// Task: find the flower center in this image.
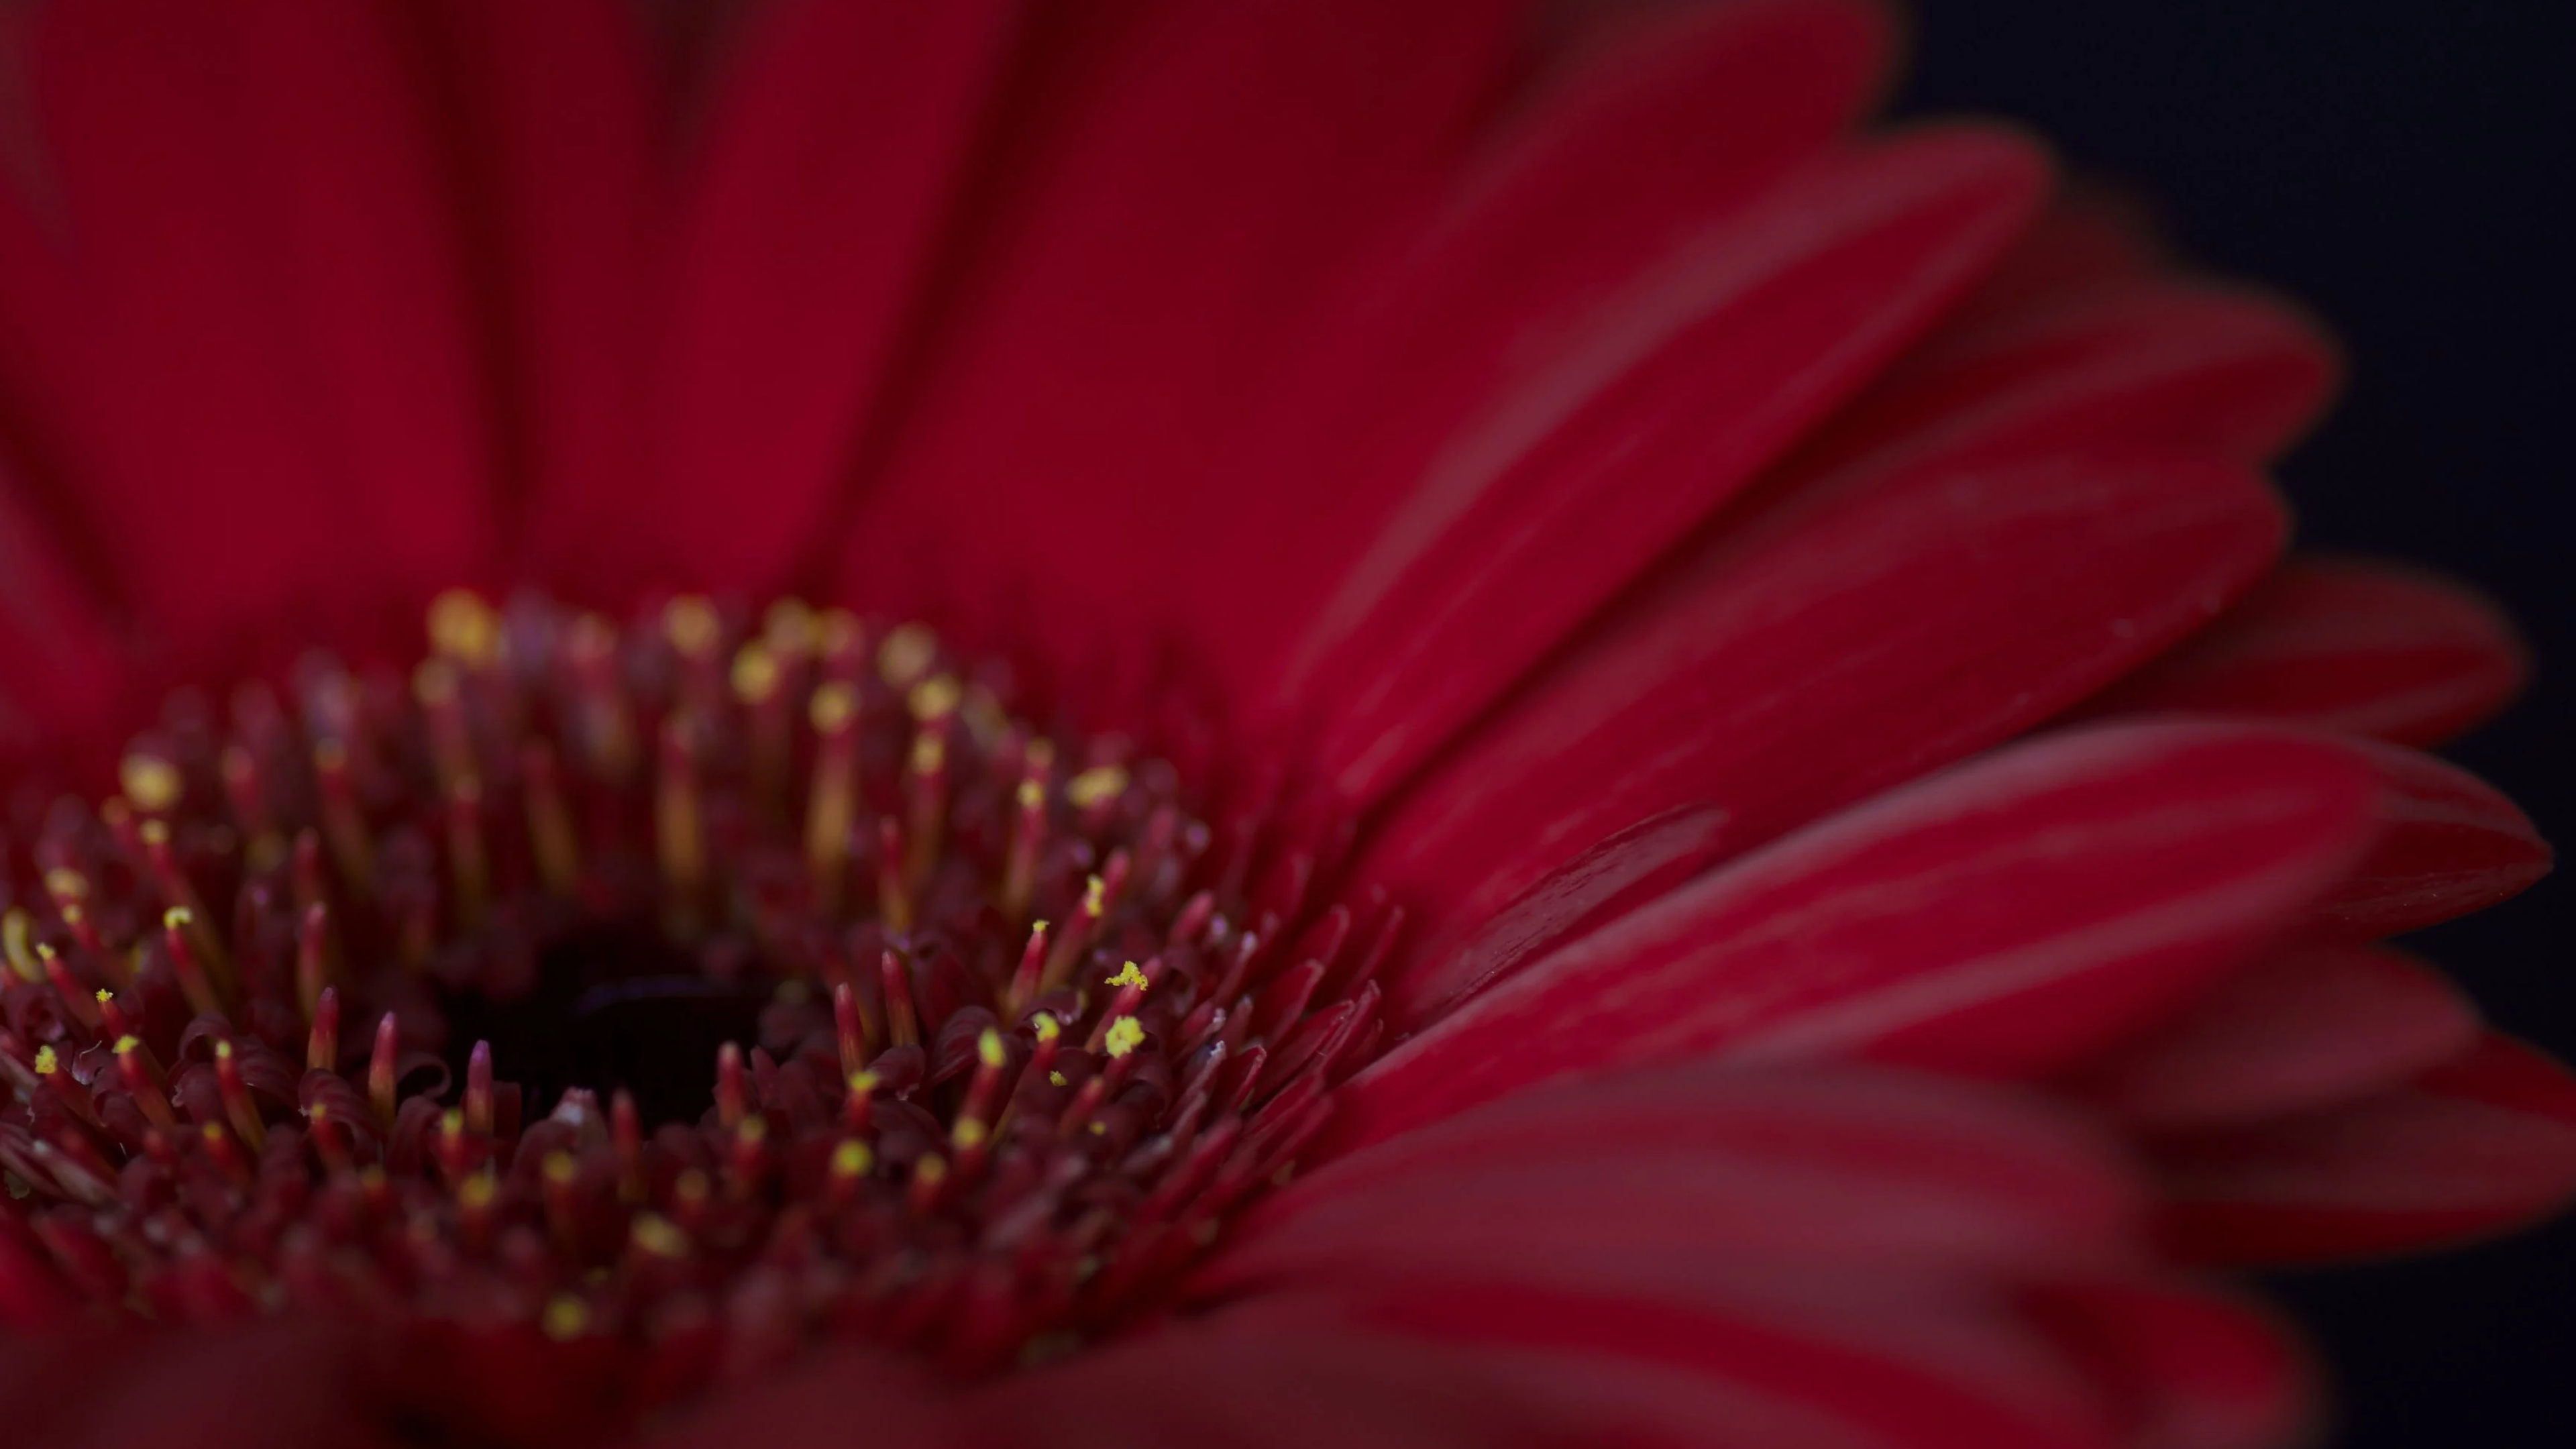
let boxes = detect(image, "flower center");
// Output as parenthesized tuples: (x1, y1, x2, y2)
(0, 590, 1390, 1423)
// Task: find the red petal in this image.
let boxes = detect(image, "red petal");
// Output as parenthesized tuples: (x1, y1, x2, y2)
(1360, 451, 2289, 1020)
(2061, 942, 2479, 1131)
(1220, 1279, 2116, 1449)
(2308, 739, 2550, 940)
(1279, 127, 2047, 807)
(1340, 723, 2381, 1151)
(2155, 1032, 2576, 1265)
(831, 0, 1523, 663)
(2074, 555, 2528, 747)
(626, 1342, 949, 1448)
(1176, 0, 1897, 700)
(215, 0, 502, 597)
(0, 455, 131, 758)
(1795, 279, 2337, 484)
(0, 1322, 400, 1449)
(2025, 1281, 2314, 1449)
(1199, 1063, 2137, 1301)
(971, 1320, 1598, 1449)
(27, 2, 396, 649)
(1951, 187, 2176, 322)
(566, 0, 1014, 597)
(438, 0, 657, 603)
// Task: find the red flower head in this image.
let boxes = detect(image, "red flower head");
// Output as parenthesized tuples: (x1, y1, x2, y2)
(0, 2, 2563, 1446)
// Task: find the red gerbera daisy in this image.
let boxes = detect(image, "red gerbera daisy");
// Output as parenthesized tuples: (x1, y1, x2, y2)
(0, 2, 2564, 1446)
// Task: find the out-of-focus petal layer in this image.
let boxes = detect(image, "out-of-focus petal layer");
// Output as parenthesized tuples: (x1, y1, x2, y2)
(1341, 722, 2382, 1150)
(2155, 1032, 2576, 1265)
(1200, 1062, 2139, 1297)
(2306, 739, 2549, 940)
(2076, 556, 2528, 747)
(552, 0, 1015, 598)
(13, 0, 498, 658)
(833, 0, 1525, 665)
(2024, 1281, 2313, 1449)
(443, 0, 657, 600)
(2063, 943, 2481, 1132)
(0, 1320, 398, 1449)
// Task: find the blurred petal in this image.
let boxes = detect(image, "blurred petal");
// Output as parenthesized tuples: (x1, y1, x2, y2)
(2074, 556, 2528, 747)
(2307, 739, 2550, 940)
(2025, 1281, 2313, 1449)
(2156, 1032, 2576, 1264)
(441, 0, 657, 600)
(1200, 1062, 2138, 1299)
(833, 0, 1523, 663)
(2063, 942, 2480, 1131)
(568, 0, 1015, 596)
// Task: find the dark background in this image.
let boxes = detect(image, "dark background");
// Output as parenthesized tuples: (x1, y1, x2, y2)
(1900, 3, 2574, 1444)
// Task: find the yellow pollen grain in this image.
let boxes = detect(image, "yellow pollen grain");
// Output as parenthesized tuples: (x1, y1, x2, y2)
(977, 1028, 1006, 1069)
(138, 818, 170, 849)
(163, 906, 193, 931)
(830, 1140, 874, 1177)
(878, 623, 938, 686)
(1065, 764, 1128, 810)
(119, 753, 183, 814)
(631, 1214, 688, 1258)
(440, 1108, 466, 1137)
(3, 910, 37, 983)
(542, 1295, 590, 1342)
(908, 731, 946, 776)
(94, 989, 111, 1006)
(906, 672, 961, 721)
(1104, 961, 1149, 991)
(1102, 1017, 1145, 1060)
(952, 1118, 988, 1151)
(912, 1154, 947, 1187)
(213, 1040, 234, 1063)
(736, 1116, 767, 1146)
(1081, 875, 1106, 916)
(1048, 1071, 1068, 1088)
(33, 1044, 58, 1076)
(809, 680, 858, 734)
(1087, 1121, 1107, 1136)
(731, 641, 782, 702)
(458, 1172, 498, 1210)
(544, 1152, 578, 1186)
(1032, 1012, 1061, 1043)
(44, 868, 89, 903)
(426, 588, 500, 665)
(113, 1034, 139, 1055)
(1016, 779, 1045, 811)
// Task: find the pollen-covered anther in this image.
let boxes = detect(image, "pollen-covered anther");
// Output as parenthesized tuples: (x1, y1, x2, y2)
(0, 587, 1387, 1398)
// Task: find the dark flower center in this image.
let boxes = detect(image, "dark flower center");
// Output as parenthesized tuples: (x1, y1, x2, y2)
(0, 590, 1391, 1429)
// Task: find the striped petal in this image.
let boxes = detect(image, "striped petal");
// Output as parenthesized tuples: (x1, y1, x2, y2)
(2155, 1032, 2576, 1265)
(2074, 556, 2528, 747)
(1340, 723, 2381, 1151)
